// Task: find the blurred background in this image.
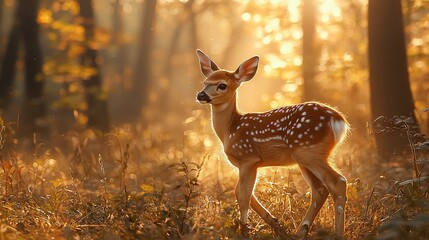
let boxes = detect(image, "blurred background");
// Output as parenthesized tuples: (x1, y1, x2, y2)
(0, 1, 428, 238)
(0, 0, 428, 175)
(0, 0, 427, 138)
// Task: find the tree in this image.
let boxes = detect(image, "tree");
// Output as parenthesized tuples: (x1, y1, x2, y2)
(368, 0, 419, 156)
(111, 0, 126, 76)
(160, 0, 196, 110)
(78, 0, 109, 131)
(0, 0, 45, 136)
(0, 0, 3, 44)
(129, 0, 157, 121)
(0, 17, 19, 109)
(302, 0, 318, 102)
(163, 0, 195, 81)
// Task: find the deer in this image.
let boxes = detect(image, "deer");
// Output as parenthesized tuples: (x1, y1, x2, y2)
(195, 49, 350, 239)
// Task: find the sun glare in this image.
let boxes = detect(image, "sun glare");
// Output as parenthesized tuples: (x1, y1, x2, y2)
(237, 0, 345, 109)
(242, 0, 342, 77)
(320, 0, 342, 20)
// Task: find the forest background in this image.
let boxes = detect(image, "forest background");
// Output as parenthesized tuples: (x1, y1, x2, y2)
(0, 0, 428, 239)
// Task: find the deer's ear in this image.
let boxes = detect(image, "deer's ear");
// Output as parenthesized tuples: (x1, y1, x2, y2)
(233, 56, 259, 82)
(196, 49, 220, 77)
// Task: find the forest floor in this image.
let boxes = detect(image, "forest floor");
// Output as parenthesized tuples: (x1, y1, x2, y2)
(0, 115, 428, 240)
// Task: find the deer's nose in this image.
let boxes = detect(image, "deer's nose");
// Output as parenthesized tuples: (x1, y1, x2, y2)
(196, 91, 211, 103)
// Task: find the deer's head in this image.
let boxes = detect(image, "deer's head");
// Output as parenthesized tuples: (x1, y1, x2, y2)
(195, 49, 259, 106)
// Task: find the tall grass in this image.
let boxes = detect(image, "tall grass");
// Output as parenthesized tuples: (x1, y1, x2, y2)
(0, 114, 427, 239)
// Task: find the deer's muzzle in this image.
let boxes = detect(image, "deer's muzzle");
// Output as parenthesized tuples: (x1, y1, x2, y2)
(196, 91, 211, 103)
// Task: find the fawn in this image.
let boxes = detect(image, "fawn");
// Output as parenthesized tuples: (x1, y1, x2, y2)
(195, 49, 349, 238)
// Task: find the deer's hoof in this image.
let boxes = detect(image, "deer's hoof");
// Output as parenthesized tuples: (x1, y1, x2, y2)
(296, 224, 309, 240)
(269, 218, 285, 238)
(240, 223, 251, 237)
(234, 219, 251, 238)
(274, 227, 289, 239)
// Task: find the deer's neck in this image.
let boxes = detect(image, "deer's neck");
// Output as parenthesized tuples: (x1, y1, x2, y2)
(211, 94, 240, 142)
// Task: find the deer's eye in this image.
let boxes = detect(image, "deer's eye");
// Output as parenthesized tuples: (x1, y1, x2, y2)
(217, 83, 227, 91)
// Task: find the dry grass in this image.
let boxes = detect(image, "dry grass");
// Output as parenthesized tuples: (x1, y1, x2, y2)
(0, 114, 428, 240)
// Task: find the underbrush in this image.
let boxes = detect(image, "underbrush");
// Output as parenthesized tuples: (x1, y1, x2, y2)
(0, 114, 428, 239)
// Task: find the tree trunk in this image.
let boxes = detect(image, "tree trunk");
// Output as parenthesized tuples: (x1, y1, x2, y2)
(0, 0, 46, 135)
(186, 0, 200, 93)
(160, 2, 187, 111)
(129, 0, 157, 121)
(78, 0, 109, 131)
(188, 0, 198, 57)
(21, 0, 45, 134)
(0, 25, 20, 109)
(0, 0, 3, 39)
(302, 0, 318, 102)
(220, 23, 243, 68)
(368, 0, 419, 156)
(112, 0, 126, 76)
(163, 0, 194, 76)
(0, 0, 4, 36)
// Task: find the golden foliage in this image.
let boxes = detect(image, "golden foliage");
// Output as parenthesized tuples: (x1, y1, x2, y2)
(37, 8, 53, 25)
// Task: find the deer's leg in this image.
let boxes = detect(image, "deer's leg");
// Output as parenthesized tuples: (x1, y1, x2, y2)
(293, 147, 347, 237)
(296, 166, 329, 239)
(305, 164, 347, 236)
(234, 167, 286, 237)
(250, 195, 277, 225)
(235, 165, 257, 235)
(250, 194, 287, 237)
(325, 170, 347, 236)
